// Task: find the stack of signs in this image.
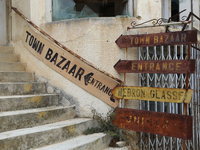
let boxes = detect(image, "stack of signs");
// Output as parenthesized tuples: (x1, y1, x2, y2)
(112, 30, 197, 140)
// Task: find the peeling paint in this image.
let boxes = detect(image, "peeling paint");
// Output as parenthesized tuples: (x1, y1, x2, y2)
(66, 125, 76, 136)
(37, 111, 46, 119)
(24, 83, 33, 93)
(27, 96, 42, 106)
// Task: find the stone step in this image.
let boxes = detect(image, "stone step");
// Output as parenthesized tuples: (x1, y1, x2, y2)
(0, 62, 26, 71)
(0, 118, 96, 150)
(34, 133, 111, 150)
(0, 82, 46, 96)
(0, 53, 20, 62)
(0, 105, 76, 132)
(0, 94, 59, 112)
(0, 46, 14, 53)
(0, 71, 35, 82)
(104, 147, 131, 150)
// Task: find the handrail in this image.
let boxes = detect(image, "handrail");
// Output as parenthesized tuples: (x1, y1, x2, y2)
(11, 7, 123, 84)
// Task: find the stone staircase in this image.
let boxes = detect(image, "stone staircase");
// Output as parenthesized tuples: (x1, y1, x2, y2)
(0, 46, 111, 150)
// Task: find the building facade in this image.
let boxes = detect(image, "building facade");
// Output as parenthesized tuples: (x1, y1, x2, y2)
(0, 0, 200, 149)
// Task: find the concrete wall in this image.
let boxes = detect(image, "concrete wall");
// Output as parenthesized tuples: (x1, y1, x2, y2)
(12, 0, 164, 117)
(134, 0, 162, 24)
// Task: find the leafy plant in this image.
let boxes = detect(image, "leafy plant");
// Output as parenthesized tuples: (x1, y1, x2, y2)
(83, 109, 128, 146)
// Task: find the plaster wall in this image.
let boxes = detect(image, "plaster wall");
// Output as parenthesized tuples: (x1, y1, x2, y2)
(11, 0, 165, 117)
(135, 0, 162, 24)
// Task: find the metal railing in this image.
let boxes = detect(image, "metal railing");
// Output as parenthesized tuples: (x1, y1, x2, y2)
(139, 43, 199, 150)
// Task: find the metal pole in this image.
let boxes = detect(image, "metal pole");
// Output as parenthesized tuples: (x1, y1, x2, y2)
(119, 28, 129, 141)
(183, 45, 191, 150)
(191, 0, 193, 29)
(122, 29, 130, 108)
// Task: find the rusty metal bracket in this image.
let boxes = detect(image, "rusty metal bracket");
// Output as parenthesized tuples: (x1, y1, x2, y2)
(182, 12, 200, 31)
(131, 18, 168, 27)
(128, 9, 188, 30)
(128, 20, 191, 30)
(165, 9, 187, 33)
(11, 7, 123, 84)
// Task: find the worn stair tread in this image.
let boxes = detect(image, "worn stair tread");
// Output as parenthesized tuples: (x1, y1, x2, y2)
(0, 71, 28, 72)
(0, 81, 46, 96)
(34, 133, 109, 150)
(0, 118, 92, 140)
(0, 62, 25, 71)
(0, 82, 43, 84)
(0, 93, 58, 99)
(0, 82, 45, 85)
(0, 71, 33, 73)
(103, 147, 130, 150)
(0, 105, 75, 117)
(0, 81, 45, 85)
(0, 46, 14, 53)
(0, 71, 34, 73)
(0, 71, 35, 82)
(0, 53, 19, 62)
(0, 62, 25, 65)
(0, 46, 14, 49)
(0, 94, 59, 111)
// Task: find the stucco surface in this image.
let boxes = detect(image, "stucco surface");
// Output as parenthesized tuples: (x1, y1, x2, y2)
(12, 1, 165, 117)
(135, 0, 162, 24)
(12, 0, 31, 43)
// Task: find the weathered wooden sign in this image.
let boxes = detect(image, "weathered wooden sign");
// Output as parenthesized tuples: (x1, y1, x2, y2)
(115, 30, 197, 48)
(22, 26, 121, 108)
(111, 86, 193, 103)
(112, 108, 193, 140)
(114, 59, 196, 74)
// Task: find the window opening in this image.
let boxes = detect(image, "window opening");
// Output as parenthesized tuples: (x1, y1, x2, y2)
(52, 0, 129, 21)
(171, 0, 179, 21)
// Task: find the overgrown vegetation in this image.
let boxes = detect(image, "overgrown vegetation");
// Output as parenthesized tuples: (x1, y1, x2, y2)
(83, 109, 128, 147)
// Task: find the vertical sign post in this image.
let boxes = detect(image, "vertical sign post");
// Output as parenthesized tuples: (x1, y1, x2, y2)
(183, 45, 191, 150)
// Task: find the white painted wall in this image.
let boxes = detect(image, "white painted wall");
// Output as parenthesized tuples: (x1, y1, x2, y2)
(180, 0, 191, 19)
(193, 0, 200, 30)
(12, 0, 165, 118)
(0, 0, 7, 45)
(162, 0, 171, 19)
(135, 0, 162, 24)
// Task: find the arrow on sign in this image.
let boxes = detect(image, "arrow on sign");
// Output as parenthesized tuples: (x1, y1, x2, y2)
(84, 72, 94, 86)
(114, 59, 196, 74)
(115, 30, 197, 48)
(111, 86, 193, 103)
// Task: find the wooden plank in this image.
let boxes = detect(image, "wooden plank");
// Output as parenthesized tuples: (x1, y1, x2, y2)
(115, 30, 197, 48)
(111, 86, 193, 103)
(112, 108, 193, 140)
(22, 26, 121, 108)
(114, 59, 196, 74)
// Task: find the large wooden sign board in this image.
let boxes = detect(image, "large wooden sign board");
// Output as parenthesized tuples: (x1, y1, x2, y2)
(112, 86, 193, 103)
(114, 59, 196, 74)
(22, 26, 121, 107)
(116, 30, 197, 48)
(112, 108, 193, 140)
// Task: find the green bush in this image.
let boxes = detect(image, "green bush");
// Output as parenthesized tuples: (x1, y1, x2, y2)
(83, 109, 128, 144)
